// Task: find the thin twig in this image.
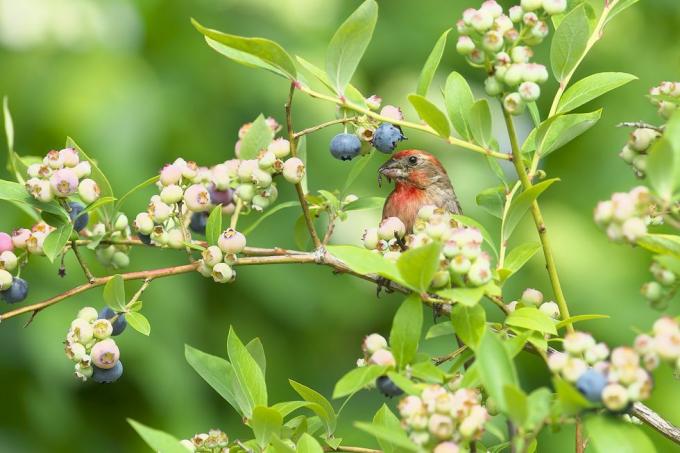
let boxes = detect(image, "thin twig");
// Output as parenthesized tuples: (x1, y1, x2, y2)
(323, 447, 381, 453)
(617, 121, 663, 132)
(294, 117, 359, 139)
(230, 199, 243, 230)
(70, 239, 95, 283)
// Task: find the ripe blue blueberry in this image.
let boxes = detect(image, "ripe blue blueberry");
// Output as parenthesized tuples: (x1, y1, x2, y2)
(576, 369, 608, 402)
(330, 133, 362, 161)
(98, 306, 127, 336)
(92, 361, 123, 383)
(189, 212, 209, 235)
(138, 233, 152, 245)
(0, 277, 29, 304)
(375, 376, 403, 397)
(372, 123, 406, 154)
(68, 202, 89, 232)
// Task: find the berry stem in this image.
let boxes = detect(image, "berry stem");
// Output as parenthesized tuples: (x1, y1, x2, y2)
(230, 198, 243, 230)
(296, 84, 512, 161)
(70, 239, 95, 284)
(286, 82, 323, 249)
(293, 117, 359, 139)
(502, 107, 573, 333)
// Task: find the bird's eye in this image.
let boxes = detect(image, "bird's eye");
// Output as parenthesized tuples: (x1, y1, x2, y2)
(408, 156, 418, 165)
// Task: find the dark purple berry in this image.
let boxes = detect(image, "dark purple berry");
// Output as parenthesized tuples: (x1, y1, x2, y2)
(92, 361, 123, 383)
(1, 277, 28, 304)
(372, 123, 406, 153)
(99, 306, 127, 336)
(68, 202, 88, 232)
(209, 185, 234, 205)
(189, 212, 209, 235)
(376, 376, 403, 397)
(576, 369, 607, 402)
(138, 233, 152, 245)
(330, 133, 362, 161)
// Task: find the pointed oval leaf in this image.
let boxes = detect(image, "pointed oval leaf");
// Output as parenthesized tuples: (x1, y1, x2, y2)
(550, 5, 589, 82)
(227, 326, 268, 413)
(477, 329, 519, 413)
(416, 29, 451, 97)
(251, 406, 283, 448)
(289, 380, 336, 434)
(128, 419, 189, 453)
(103, 275, 126, 311)
(468, 99, 492, 147)
(239, 114, 275, 160)
(126, 311, 151, 336)
(43, 223, 73, 263)
(389, 294, 423, 369)
(396, 241, 442, 292)
(503, 178, 559, 240)
(185, 344, 243, 415)
(408, 94, 450, 138)
(506, 306, 557, 335)
(445, 72, 475, 140)
(333, 364, 388, 398)
(205, 205, 223, 245)
(451, 303, 486, 349)
(557, 72, 637, 113)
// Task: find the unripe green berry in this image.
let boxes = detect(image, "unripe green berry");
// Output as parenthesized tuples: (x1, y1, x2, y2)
(212, 262, 235, 283)
(166, 228, 185, 249)
(456, 36, 475, 56)
(218, 228, 246, 254)
(0, 269, 12, 291)
(111, 251, 130, 269)
(641, 281, 663, 301)
(92, 319, 113, 339)
(503, 92, 525, 115)
(0, 251, 18, 271)
(282, 157, 305, 184)
(134, 213, 154, 235)
(78, 179, 101, 204)
(235, 183, 255, 202)
(484, 77, 503, 96)
(521, 0, 542, 11)
(202, 246, 223, 267)
(521, 288, 543, 305)
(197, 259, 213, 277)
(363, 228, 380, 250)
(114, 214, 129, 231)
(78, 306, 99, 322)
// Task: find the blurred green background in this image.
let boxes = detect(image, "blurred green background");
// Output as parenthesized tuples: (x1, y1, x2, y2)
(1, 0, 680, 451)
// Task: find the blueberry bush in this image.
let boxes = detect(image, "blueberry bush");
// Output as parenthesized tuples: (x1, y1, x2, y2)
(2, 0, 680, 451)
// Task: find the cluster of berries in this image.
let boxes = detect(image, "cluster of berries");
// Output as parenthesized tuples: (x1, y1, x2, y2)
(548, 331, 653, 412)
(0, 232, 28, 304)
(180, 429, 229, 453)
(641, 260, 679, 309)
(25, 147, 100, 204)
(506, 288, 560, 319)
(330, 102, 406, 161)
(363, 206, 493, 289)
(92, 213, 134, 269)
(619, 127, 661, 178)
(634, 317, 680, 374)
(455, 0, 563, 115)
(355, 333, 402, 397)
(594, 186, 651, 244)
(196, 228, 246, 284)
(398, 385, 489, 451)
(649, 81, 680, 120)
(64, 306, 127, 383)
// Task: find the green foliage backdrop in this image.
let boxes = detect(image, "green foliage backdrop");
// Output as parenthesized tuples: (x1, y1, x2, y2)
(1, 0, 680, 451)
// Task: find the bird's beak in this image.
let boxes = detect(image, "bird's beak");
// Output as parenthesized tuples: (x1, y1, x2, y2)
(378, 159, 405, 187)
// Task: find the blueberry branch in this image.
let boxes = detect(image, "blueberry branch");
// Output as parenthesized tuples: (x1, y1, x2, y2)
(293, 117, 359, 139)
(502, 107, 573, 333)
(286, 82, 323, 249)
(296, 84, 512, 161)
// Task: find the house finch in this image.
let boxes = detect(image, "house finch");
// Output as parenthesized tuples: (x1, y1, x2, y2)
(379, 150, 461, 232)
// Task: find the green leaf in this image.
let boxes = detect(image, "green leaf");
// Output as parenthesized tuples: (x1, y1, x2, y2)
(126, 312, 151, 336)
(0, 179, 67, 219)
(296, 56, 336, 92)
(647, 137, 679, 201)
(477, 329, 519, 413)
(192, 19, 297, 79)
(289, 380, 336, 435)
(372, 405, 402, 453)
(239, 114, 275, 160)
(386, 371, 423, 395)
(555, 314, 609, 330)
(606, 0, 640, 25)
(297, 433, 324, 453)
(503, 179, 559, 240)
(528, 102, 541, 127)
(396, 241, 442, 292)
(654, 255, 680, 275)
(637, 234, 680, 258)
(557, 73, 637, 113)
(246, 337, 267, 375)
(410, 361, 446, 382)
(327, 245, 402, 283)
(438, 287, 485, 307)
(342, 151, 378, 195)
(503, 384, 528, 426)
(502, 242, 541, 280)
(444, 72, 475, 140)
(584, 414, 656, 453)
(468, 99, 492, 147)
(354, 422, 418, 452)
(476, 186, 505, 219)
(333, 364, 387, 398)
(526, 387, 552, 431)
(389, 294, 423, 369)
(227, 326, 268, 415)
(535, 110, 601, 157)
(128, 419, 189, 453)
(451, 214, 499, 259)
(80, 196, 116, 218)
(114, 175, 160, 213)
(2, 97, 25, 183)
(243, 201, 298, 236)
(294, 214, 310, 251)
(553, 376, 592, 416)
(426, 322, 454, 339)
(103, 275, 126, 311)
(407, 94, 450, 138)
(205, 205, 223, 245)
(251, 406, 283, 449)
(43, 223, 73, 263)
(271, 401, 310, 418)
(344, 196, 384, 212)
(506, 307, 557, 335)
(416, 29, 450, 97)
(185, 345, 243, 415)
(326, 0, 378, 94)
(550, 5, 589, 82)
(451, 304, 486, 349)
(66, 137, 115, 221)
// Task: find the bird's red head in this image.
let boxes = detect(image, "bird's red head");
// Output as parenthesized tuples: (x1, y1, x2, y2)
(378, 149, 449, 188)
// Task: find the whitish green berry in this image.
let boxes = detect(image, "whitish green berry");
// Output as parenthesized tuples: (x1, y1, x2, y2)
(202, 246, 223, 267)
(0, 251, 17, 271)
(77, 306, 99, 322)
(0, 269, 12, 291)
(212, 263, 235, 283)
(92, 319, 113, 339)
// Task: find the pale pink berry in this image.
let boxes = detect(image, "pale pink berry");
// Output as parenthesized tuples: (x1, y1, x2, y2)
(470, 9, 494, 32)
(521, 0, 542, 12)
(562, 357, 587, 382)
(521, 288, 543, 306)
(44, 149, 64, 169)
(602, 384, 629, 411)
(267, 138, 291, 159)
(26, 232, 46, 255)
(493, 15, 513, 33)
(218, 228, 246, 254)
(237, 159, 258, 182)
(378, 217, 406, 241)
(369, 349, 396, 367)
(11, 229, 30, 249)
(366, 95, 382, 110)
(212, 262, 235, 283)
(59, 147, 80, 167)
(508, 5, 523, 22)
(49, 168, 79, 197)
(92, 319, 113, 339)
(0, 269, 12, 290)
(362, 228, 380, 249)
(380, 105, 403, 121)
(202, 246, 223, 267)
(0, 251, 18, 271)
(467, 258, 492, 286)
(183, 184, 211, 212)
(456, 36, 475, 56)
(564, 331, 595, 355)
(594, 200, 614, 225)
(0, 232, 13, 253)
(160, 184, 184, 204)
(27, 163, 49, 178)
(539, 301, 560, 319)
(503, 92, 525, 115)
(428, 414, 454, 440)
(160, 164, 182, 186)
(91, 338, 120, 369)
(482, 30, 504, 52)
(74, 161, 91, 179)
(134, 212, 154, 235)
(523, 63, 549, 83)
(362, 333, 388, 354)
(282, 157, 305, 184)
(480, 0, 502, 18)
(543, 0, 567, 15)
(622, 217, 646, 242)
(547, 351, 568, 372)
(26, 178, 54, 202)
(433, 442, 460, 453)
(78, 179, 100, 204)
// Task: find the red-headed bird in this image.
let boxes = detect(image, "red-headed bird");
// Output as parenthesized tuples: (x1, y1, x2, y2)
(379, 150, 461, 232)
